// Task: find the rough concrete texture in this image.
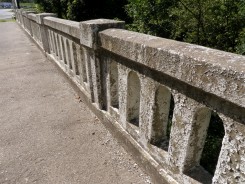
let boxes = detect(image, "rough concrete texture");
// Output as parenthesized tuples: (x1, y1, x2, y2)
(213, 115, 245, 184)
(44, 17, 80, 39)
(27, 13, 37, 22)
(36, 13, 56, 24)
(79, 19, 125, 109)
(0, 22, 152, 184)
(99, 28, 245, 183)
(80, 19, 125, 50)
(15, 10, 245, 184)
(99, 29, 245, 113)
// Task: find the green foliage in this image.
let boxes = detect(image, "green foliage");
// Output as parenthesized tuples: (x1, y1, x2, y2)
(66, 0, 85, 21)
(236, 29, 245, 55)
(0, 19, 15, 22)
(19, 2, 36, 10)
(0, 0, 12, 2)
(125, 0, 177, 37)
(171, 0, 245, 53)
(34, 0, 128, 21)
(34, 0, 68, 18)
(34, 0, 244, 54)
(200, 112, 225, 175)
(126, 0, 245, 55)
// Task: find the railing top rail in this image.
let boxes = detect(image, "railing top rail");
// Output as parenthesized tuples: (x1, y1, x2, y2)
(43, 17, 80, 39)
(27, 13, 37, 22)
(21, 10, 36, 17)
(100, 29, 245, 108)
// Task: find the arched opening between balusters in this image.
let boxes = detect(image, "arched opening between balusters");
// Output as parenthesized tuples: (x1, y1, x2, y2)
(184, 108, 225, 183)
(127, 71, 140, 127)
(150, 85, 174, 151)
(110, 61, 119, 109)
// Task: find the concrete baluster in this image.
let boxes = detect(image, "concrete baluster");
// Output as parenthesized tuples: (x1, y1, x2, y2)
(24, 11, 35, 35)
(36, 13, 56, 53)
(27, 14, 37, 40)
(167, 93, 202, 174)
(118, 65, 130, 129)
(58, 35, 65, 63)
(79, 19, 125, 109)
(79, 46, 88, 86)
(49, 30, 55, 55)
(60, 36, 67, 64)
(56, 34, 62, 61)
(66, 39, 73, 71)
(20, 9, 24, 27)
(82, 47, 94, 101)
(27, 13, 36, 37)
(70, 41, 80, 76)
(53, 32, 58, 57)
(47, 30, 53, 54)
(22, 11, 27, 30)
(138, 77, 158, 148)
(212, 115, 245, 184)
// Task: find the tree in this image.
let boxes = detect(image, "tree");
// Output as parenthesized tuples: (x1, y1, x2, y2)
(170, 0, 245, 53)
(35, 0, 245, 54)
(66, 0, 85, 21)
(34, 0, 68, 18)
(125, 0, 178, 38)
(34, 0, 128, 21)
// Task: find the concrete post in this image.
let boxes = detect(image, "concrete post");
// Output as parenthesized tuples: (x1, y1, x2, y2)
(36, 13, 57, 53)
(23, 11, 35, 32)
(19, 9, 24, 27)
(79, 19, 125, 109)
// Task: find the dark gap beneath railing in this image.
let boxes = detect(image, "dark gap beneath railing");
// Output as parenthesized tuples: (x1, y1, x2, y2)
(200, 112, 225, 175)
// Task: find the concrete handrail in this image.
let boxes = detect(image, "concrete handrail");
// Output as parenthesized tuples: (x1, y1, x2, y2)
(100, 29, 245, 109)
(43, 17, 80, 39)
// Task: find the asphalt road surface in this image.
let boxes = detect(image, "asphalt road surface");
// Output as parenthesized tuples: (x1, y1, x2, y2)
(0, 9, 14, 20)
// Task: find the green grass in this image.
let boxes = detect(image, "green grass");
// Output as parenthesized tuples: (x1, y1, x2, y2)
(19, 2, 36, 11)
(0, 19, 15, 22)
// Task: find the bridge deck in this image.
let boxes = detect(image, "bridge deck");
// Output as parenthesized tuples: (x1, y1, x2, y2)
(0, 22, 150, 184)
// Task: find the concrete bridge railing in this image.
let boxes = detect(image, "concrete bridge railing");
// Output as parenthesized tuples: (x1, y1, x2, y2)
(15, 9, 245, 184)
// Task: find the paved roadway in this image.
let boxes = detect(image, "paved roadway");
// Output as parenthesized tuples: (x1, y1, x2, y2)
(0, 9, 14, 20)
(0, 22, 152, 184)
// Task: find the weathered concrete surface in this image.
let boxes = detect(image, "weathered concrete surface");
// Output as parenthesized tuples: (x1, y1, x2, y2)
(44, 17, 80, 39)
(0, 22, 151, 184)
(100, 29, 245, 113)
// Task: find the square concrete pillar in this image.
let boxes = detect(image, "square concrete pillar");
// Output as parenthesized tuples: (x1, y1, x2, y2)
(22, 11, 35, 32)
(79, 19, 125, 109)
(36, 13, 57, 53)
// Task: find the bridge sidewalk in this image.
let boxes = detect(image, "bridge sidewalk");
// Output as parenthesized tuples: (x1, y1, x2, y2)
(0, 22, 151, 184)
